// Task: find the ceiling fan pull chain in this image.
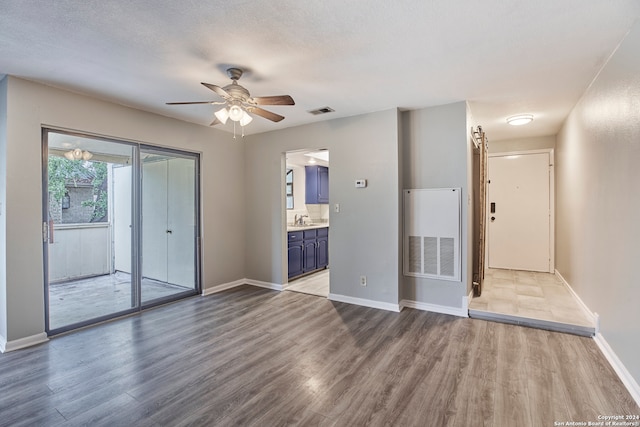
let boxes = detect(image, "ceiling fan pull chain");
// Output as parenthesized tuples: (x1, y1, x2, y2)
(233, 121, 237, 139)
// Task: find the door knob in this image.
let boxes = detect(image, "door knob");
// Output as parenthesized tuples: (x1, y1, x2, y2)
(490, 216, 495, 221)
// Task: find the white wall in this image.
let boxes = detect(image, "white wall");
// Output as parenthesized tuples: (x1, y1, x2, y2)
(489, 135, 556, 153)
(400, 102, 472, 308)
(244, 109, 401, 306)
(285, 163, 307, 223)
(556, 20, 640, 385)
(0, 77, 246, 344)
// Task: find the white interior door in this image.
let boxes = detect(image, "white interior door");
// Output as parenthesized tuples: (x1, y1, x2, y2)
(142, 159, 169, 282)
(141, 154, 197, 292)
(487, 152, 552, 272)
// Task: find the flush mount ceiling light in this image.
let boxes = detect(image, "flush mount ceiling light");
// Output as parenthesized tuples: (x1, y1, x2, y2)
(167, 67, 295, 138)
(506, 114, 534, 126)
(64, 148, 92, 161)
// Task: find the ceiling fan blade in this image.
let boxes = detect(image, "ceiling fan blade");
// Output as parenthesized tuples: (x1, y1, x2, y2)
(166, 101, 215, 105)
(210, 117, 223, 126)
(252, 95, 295, 106)
(201, 82, 231, 99)
(249, 107, 285, 122)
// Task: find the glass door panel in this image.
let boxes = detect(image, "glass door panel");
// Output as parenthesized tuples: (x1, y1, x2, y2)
(44, 130, 136, 332)
(141, 150, 198, 304)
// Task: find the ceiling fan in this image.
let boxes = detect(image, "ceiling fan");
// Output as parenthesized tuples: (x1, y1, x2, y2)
(166, 67, 295, 127)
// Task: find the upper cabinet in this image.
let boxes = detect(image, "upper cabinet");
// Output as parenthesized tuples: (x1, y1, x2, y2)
(305, 165, 329, 204)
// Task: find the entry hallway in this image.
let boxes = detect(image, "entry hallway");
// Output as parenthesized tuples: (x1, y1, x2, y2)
(1, 285, 637, 426)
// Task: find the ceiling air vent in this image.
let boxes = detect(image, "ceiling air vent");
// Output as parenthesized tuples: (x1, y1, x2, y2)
(307, 107, 335, 115)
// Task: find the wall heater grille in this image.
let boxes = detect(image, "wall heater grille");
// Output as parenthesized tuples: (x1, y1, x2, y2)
(403, 188, 461, 281)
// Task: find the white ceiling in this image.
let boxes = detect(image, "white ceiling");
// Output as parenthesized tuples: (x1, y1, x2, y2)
(1, 1, 639, 141)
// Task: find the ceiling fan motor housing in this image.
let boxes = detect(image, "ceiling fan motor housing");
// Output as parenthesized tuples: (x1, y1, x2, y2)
(223, 82, 251, 103)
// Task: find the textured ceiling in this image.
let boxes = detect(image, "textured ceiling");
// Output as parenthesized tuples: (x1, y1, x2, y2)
(1, 0, 639, 141)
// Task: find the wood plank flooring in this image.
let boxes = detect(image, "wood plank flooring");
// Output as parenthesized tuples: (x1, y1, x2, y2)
(0, 285, 637, 426)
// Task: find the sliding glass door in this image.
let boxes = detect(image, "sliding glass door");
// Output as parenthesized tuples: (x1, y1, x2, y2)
(141, 150, 198, 303)
(43, 129, 200, 334)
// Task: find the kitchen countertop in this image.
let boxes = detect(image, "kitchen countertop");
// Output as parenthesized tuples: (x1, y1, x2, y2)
(287, 223, 329, 232)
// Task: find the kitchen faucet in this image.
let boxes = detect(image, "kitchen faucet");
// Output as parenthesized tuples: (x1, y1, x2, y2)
(295, 214, 308, 225)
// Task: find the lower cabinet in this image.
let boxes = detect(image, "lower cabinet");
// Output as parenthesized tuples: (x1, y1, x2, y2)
(303, 234, 318, 272)
(317, 228, 329, 269)
(288, 227, 329, 279)
(287, 231, 304, 278)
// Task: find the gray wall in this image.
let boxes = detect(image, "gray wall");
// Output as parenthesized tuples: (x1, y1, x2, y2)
(244, 109, 401, 305)
(0, 76, 246, 343)
(0, 76, 8, 340)
(556, 20, 640, 384)
(400, 101, 472, 307)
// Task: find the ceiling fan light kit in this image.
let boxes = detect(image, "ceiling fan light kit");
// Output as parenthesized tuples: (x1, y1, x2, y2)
(167, 67, 294, 137)
(64, 148, 92, 161)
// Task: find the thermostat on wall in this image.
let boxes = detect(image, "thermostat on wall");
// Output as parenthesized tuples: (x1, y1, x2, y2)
(355, 179, 367, 188)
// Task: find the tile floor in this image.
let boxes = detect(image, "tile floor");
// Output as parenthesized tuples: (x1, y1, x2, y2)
(285, 269, 329, 297)
(469, 268, 596, 336)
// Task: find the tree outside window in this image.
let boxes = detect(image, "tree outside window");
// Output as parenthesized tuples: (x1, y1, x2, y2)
(48, 156, 109, 224)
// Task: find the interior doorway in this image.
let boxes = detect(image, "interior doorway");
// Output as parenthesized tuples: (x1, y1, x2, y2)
(469, 147, 594, 335)
(43, 129, 200, 334)
(283, 149, 330, 298)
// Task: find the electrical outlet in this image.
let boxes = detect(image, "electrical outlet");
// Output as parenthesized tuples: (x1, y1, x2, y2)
(334, 203, 340, 213)
(360, 275, 367, 286)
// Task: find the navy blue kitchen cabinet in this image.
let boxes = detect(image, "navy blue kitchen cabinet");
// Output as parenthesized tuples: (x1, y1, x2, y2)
(303, 229, 317, 272)
(317, 227, 329, 269)
(305, 165, 329, 204)
(288, 227, 329, 279)
(287, 231, 304, 278)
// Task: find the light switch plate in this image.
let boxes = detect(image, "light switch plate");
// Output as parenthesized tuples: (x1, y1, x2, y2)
(355, 179, 367, 188)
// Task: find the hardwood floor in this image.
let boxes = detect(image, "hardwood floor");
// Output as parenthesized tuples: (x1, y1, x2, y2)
(1, 285, 637, 426)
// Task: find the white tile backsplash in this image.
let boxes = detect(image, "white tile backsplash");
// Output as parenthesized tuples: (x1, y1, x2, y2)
(306, 204, 330, 223)
(286, 204, 329, 225)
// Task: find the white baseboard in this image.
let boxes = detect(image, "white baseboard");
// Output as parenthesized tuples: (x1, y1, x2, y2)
(0, 332, 48, 353)
(555, 269, 638, 406)
(400, 299, 468, 317)
(328, 293, 401, 312)
(245, 279, 284, 291)
(594, 333, 640, 408)
(555, 269, 599, 331)
(202, 279, 247, 296)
